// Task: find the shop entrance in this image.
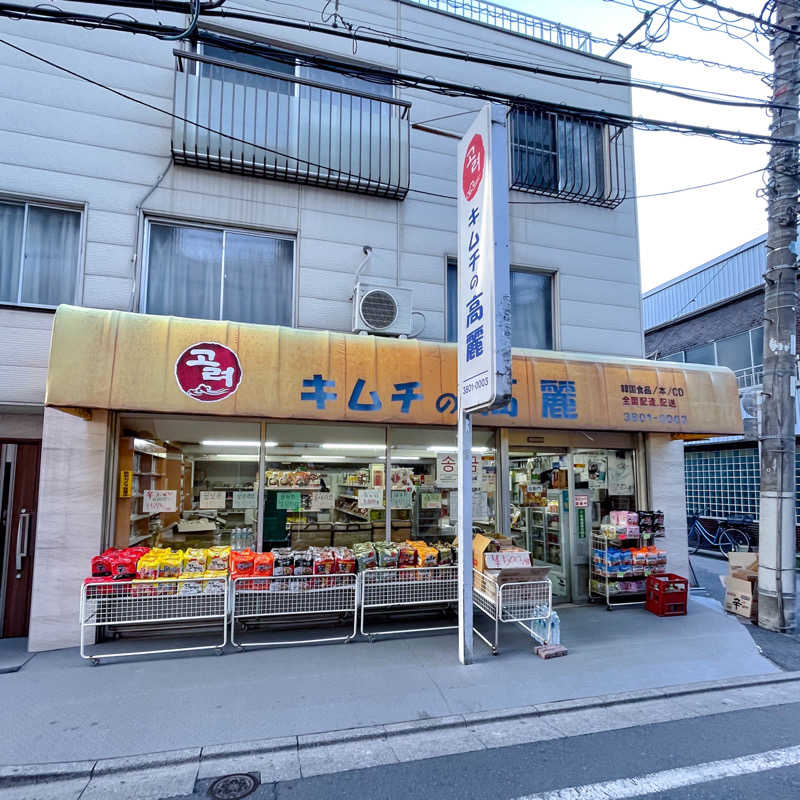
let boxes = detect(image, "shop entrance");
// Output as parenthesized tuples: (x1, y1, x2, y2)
(0, 442, 40, 638)
(509, 443, 639, 606)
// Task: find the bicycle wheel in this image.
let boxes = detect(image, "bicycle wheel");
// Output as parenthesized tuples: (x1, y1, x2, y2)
(720, 528, 749, 554)
(688, 527, 701, 555)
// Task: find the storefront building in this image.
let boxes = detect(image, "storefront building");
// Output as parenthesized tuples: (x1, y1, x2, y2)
(26, 306, 742, 651)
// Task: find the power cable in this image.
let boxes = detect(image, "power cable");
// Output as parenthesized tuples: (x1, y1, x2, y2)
(0, 0, 785, 111)
(0, 8, 793, 146)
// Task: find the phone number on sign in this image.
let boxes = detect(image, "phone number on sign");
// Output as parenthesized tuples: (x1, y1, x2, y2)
(624, 412, 688, 425)
(462, 376, 489, 395)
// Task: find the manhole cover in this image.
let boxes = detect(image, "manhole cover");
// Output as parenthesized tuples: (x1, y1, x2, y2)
(208, 773, 259, 800)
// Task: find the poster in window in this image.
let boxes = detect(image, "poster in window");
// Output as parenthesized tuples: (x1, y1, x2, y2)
(588, 457, 607, 490)
(199, 490, 226, 509)
(608, 452, 634, 496)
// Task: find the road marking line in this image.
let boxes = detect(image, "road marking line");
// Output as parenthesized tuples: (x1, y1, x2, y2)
(516, 744, 800, 800)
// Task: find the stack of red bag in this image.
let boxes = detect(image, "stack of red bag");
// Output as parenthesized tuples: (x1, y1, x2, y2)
(84, 546, 152, 595)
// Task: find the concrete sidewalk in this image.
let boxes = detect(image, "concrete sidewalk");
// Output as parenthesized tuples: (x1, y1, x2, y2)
(0, 597, 777, 766)
(3, 672, 800, 800)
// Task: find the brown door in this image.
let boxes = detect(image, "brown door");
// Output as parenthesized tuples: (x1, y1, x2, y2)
(1, 443, 41, 638)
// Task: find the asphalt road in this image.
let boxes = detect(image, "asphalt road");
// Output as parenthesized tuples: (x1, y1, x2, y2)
(690, 551, 800, 671)
(182, 701, 800, 800)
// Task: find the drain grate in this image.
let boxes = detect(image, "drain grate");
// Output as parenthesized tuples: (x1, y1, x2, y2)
(208, 773, 259, 799)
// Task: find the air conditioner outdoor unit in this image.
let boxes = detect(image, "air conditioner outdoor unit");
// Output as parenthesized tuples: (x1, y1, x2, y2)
(352, 282, 414, 336)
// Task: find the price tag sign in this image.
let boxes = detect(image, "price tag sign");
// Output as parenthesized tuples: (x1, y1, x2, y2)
(143, 490, 177, 513)
(358, 489, 384, 509)
(199, 491, 226, 510)
(276, 491, 302, 511)
(575, 494, 588, 508)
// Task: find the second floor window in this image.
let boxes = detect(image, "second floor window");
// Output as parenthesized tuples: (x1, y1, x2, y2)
(143, 221, 294, 326)
(0, 200, 80, 307)
(446, 259, 553, 349)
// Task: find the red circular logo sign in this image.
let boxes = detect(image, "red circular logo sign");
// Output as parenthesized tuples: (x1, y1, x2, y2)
(175, 342, 242, 402)
(462, 133, 485, 201)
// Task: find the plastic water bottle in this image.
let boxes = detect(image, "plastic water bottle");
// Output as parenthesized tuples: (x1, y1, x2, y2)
(549, 611, 561, 645)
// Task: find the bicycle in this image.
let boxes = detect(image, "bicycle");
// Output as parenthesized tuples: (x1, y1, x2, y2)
(687, 513, 751, 555)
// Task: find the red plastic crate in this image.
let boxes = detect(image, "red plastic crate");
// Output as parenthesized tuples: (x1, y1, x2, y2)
(645, 573, 688, 617)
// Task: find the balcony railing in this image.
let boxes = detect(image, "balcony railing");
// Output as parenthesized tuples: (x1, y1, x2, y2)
(403, 0, 593, 53)
(735, 364, 763, 389)
(172, 51, 411, 200)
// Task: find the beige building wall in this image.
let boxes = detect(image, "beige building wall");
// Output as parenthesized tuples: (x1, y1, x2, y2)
(28, 408, 109, 652)
(646, 434, 689, 580)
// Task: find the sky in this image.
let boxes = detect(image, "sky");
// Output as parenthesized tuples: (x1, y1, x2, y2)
(503, 0, 772, 291)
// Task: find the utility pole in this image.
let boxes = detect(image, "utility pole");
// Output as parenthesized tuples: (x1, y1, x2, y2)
(760, 0, 798, 633)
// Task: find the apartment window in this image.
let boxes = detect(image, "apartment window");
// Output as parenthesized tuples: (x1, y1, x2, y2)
(509, 107, 618, 206)
(143, 221, 294, 326)
(200, 41, 394, 99)
(446, 259, 553, 349)
(0, 200, 80, 307)
(658, 352, 685, 362)
(684, 343, 715, 366)
(715, 331, 752, 372)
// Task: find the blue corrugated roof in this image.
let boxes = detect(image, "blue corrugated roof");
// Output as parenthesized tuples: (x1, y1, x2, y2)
(642, 234, 766, 331)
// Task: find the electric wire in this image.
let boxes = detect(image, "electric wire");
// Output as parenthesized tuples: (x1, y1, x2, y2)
(0, 0, 784, 111)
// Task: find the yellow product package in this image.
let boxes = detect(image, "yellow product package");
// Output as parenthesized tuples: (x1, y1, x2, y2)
(159, 551, 183, 578)
(130, 579, 158, 597)
(137, 555, 160, 580)
(154, 577, 177, 595)
(203, 570, 228, 595)
(182, 548, 208, 574)
(207, 546, 231, 572)
(177, 575, 203, 596)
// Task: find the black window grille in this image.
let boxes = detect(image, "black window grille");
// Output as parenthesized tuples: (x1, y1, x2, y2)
(509, 106, 628, 208)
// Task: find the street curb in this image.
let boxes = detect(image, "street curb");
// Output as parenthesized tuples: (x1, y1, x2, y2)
(3, 670, 800, 787)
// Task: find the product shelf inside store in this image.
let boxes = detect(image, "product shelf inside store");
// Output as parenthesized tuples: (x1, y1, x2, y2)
(336, 508, 369, 521)
(128, 531, 158, 545)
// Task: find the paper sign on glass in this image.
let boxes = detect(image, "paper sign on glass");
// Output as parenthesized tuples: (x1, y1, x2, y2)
(199, 491, 226, 510)
(358, 489, 384, 509)
(276, 491, 302, 511)
(310, 491, 335, 511)
(232, 491, 256, 509)
(390, 490, 412, 509)
(142, 490, 177, 513)
(421, 492, 443, 509)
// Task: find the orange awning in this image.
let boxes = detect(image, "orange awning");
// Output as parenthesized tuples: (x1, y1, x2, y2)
(45, 306, 743, 436)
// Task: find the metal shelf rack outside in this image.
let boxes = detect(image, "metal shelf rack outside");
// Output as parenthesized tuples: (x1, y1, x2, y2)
(589, 532, 656, 610)
(230, 573, 358, 649)
(80, 576, 228, 663)
(359, 565, 459, 640)
(473, 569, 552, 654)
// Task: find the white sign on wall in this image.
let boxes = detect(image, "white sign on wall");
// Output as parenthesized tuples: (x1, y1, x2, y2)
(142, 490, 177, 514)
(199, 490, 226, 510)
(436, 453, 458, 488)
(357, 489, 384, 509)
(457, 103, 512, 413)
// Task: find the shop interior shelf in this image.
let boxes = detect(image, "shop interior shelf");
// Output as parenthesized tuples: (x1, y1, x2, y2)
(134, 471, 164, 477)
(130, 513, 157, 522)
(336, 508, 369, 521)
(129, 531, 157, 545)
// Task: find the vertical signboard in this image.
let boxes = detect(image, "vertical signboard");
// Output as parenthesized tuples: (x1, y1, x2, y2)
(457, 103, 512, 413)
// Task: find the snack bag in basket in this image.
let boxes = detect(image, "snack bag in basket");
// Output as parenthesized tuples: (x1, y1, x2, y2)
(230, 549, 255, 575)
(207, 546, 231, 572)
(203, 570, 227, 595)
(182, 548, 208, 574)
(333, 547, 356, 574)
(137, 555, 160, 580)
(159, 551, 183, 579)
(177, 575, 203, 596)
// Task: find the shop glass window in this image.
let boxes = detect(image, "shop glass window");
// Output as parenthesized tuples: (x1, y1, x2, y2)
(114, 415, 261, 549)
(684, 343, 715, 366)
(446, 260, 553, 349)
(262, 423, 387, 548)
(144, 221, 294, 326)
(657, 352, 684, 362)
(0, 200, 80, 307)
(715, 331, 751, 372)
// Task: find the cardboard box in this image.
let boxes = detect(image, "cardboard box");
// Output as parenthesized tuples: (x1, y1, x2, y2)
(176, 518, 216, 533)
(724, 575, 757, 620)
(723, 551, 758, 621)
(472, 533, 497, 571)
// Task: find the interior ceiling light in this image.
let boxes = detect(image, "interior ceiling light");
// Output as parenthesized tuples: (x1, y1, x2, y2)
(426, 446, 489, 453)
(200, 441, 276, 447)
(300, 455, 346, 461)
(197, 454, 259, 461)
(321, 443, 386, 450)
